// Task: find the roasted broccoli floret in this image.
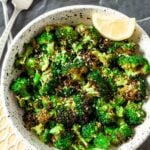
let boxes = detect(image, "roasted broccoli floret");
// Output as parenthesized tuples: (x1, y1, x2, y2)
(82, 81, 100, 97)
(111, 95, 126, 107)
(23, 111, 37, 130)
(106, 77, 117, 93)
(53, 50, 70, 66)
(72, 42, 83, 53)
(118, 122, 133, 141)
(25, 57, 36, 69)
(81, 26, 100, 49)
(118, 55, 150, 76)
(15, 96, 30, 108)
(87, 70, 113, 98)
(75, 24, 87, 36)
(115, 106, 124, 118)
(39, 54, 50, 71)
(39, 128, 50, 143)
(118, 77, 147, 101)
(49, 123, 64, 135)
(35, 108, 51, 123)
(32, 124, 50, 143)
(38, 83, 50, 96)
(95, 98, 116, 125)
(107, 41, 135, 54)
(49, 123, 66, 145)
(15, 44, 33, 68)
(38, 75, 59, 95)
(25, 57, 37, 76)
(37, 32, 54, 45)
(41, 42, 55, 55)
(55, 25, 78, 43)
(51, 50, 71, 76)
(104, 126, 121, 145)
(81, 121, 99, 142)
(54, 132, 73, 150)
(65, 58, 87, 81)
(124, 102, 145, 125)
(56, 105, 77, 128)
(100, 67, 130, 87)
(73, 94, 93, 125)
(10, 77, 30, 97)
(76, 24, 100, 49)
(93, 133, 110, 150)
(72, 124, 88, 148)
(104, 122, 133, 145)
(91, 50, 113, 66)
(32, 123, 44, 135)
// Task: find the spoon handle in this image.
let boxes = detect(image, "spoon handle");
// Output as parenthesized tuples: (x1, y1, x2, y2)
(0, 8, 20, 59)
(1, 1, 13, 44)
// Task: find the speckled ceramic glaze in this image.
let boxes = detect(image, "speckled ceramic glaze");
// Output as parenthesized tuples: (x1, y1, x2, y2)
(0, 5, 150, 150)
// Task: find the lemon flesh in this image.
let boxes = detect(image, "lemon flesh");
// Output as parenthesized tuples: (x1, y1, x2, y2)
(92, 13, 136, 41)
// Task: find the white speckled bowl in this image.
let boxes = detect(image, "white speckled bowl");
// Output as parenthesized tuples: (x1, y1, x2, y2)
(0, 5, 150, 150)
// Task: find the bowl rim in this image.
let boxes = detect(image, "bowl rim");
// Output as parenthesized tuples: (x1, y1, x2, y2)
(1, 5, 150, 150)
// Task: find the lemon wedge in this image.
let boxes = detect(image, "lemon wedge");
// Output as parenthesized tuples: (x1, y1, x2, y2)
(92, 13, 136, 41)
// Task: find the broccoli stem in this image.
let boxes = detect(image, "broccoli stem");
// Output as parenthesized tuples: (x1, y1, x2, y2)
(72, 125, 88, 148)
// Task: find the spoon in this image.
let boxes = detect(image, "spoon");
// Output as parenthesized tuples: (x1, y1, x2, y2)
(0, 0, 33, 59)
(0, 0, 12, 44)
(0, 0, 10, 31)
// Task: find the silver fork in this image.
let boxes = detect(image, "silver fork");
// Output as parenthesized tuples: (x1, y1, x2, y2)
(0, 0, 33, 59)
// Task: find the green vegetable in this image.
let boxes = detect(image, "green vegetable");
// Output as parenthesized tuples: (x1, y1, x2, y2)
(87, 70, 113, 98)
(72, 124, 88, 148)
(95, 99, 116, 125)
(25, 57, 37, 76)
(118, 55, 150, 76)
(39, 54, 49, 71)
(15, 44, 33, 68)
(10, 77, 30, 97)
(56, 105, 77, 128)
(37, 32, 54, 45)
(73, 93, 93, 125)
(104, 122, 133, 145)
(39, 129, 50, 143)
(93, 133, 110, 150)
(54, 132, 73, 150)
(81, 121, 99, 142)
(125, 102, 145, 125)
(10, 24, 149, 149)
(55, 25, 78, 43)
(107, 41, 135, 53)
(49, 124, 64, 135)
(32, 123, 44, 135)
(75, 23, 87, 35)
(118, 122, 133, 140)
(72, 42, 83, 53)
(33, 71, 40, 86)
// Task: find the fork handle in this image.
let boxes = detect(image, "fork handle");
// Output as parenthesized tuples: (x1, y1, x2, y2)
(0, 8, 20, 59)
